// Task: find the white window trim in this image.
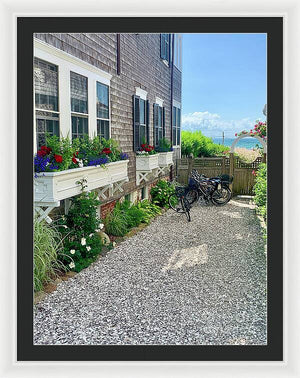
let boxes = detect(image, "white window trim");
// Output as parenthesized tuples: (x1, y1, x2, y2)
(173, 99, 181, 109)
(135, 87, 147, 100)
(34, 39, 112, 150)
(155, 97, 164, 107)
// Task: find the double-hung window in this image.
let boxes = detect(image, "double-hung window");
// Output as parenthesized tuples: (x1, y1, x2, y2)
(160, 34, 171, 64)
(172, 106, 181, 146)
(70, 71, 88, 139)
(153, 104, 165, 148)
(96, 82, 110, 140)
(133, 95, 149, 151)
(34, 57, 59, 148)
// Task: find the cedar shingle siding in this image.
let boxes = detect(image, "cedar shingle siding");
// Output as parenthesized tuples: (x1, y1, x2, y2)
(34, 33, 182, 197)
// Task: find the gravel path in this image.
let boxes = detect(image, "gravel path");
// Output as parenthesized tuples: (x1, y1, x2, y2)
(34, 199, 267, 345)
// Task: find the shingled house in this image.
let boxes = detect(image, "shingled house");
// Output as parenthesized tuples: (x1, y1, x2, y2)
(33, 33, 182, 218)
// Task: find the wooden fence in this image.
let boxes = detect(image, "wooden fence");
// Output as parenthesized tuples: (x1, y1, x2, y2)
(176, 154, 266, 195)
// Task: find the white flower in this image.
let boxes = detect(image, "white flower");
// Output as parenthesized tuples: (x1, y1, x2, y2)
(81, 238, 86, 246)
(78, 159, 84, 168)
(69, 262, 75, 269)
(70, 249, 75, 255)
(95, 229, 100, 233)
(112, 242, 116, 247)
(99, 223, 104, 230)
(86, 246, 91, 251)
(89, 233, 94, 238)
(62, 225, 68, 229)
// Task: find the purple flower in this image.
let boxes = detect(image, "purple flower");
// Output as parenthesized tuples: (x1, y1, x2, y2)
(88, 157, 109, 166)
(34, 155, 50, 173)
(120, 152, 129, 160)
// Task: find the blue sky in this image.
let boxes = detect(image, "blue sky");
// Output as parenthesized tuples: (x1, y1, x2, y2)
(181, 33, 267, 138)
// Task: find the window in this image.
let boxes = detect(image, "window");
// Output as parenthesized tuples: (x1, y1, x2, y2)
(96, 82, 110, 140)
(160, 34, 171, 64)
(174, 34, 182, 71)
(70, 71, 88, 139)
(133, 95, 149, 151)
(172, 106, 181, 146)
(34, 58, 59, 148)
(153, 104, 165, 148)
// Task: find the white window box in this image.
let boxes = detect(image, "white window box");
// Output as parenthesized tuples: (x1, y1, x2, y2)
(136, 154, 159, 171)
(158, 151, 174, 167)
(34, 160, 129, 204)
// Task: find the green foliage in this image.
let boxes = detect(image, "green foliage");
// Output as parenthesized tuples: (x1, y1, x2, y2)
(57, 191, 103, 272)
(253, 163, 267, 220)
(157, 137, 172, 152)
(136, 200, 161, 223)
(181, 130, 229, 157)
(34, 219, 66, 292)
(150, 180, 175, 208)
(104, 199, 162, 236)
(46, 135, 77, 170)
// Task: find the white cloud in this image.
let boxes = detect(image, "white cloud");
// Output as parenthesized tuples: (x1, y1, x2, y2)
(182, 111, 261, 137)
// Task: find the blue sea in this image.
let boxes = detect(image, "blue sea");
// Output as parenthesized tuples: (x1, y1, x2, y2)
(212, 137, 262, 150)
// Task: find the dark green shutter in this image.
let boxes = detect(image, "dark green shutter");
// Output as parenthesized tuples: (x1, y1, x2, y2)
(153, 104, 159, 147)
(133, 95, 140, 151)
(146, 100, 150, 144)
(162, 107, 166, 137)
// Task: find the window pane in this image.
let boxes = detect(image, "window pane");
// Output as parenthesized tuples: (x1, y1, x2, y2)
(97, 120, 109, 140)
(70, 71, 88, 114)
(97, 82, 109, 119)
(172, 127, 176, 145)
(34, 58, 59, 111)
(72, 115, 88, 139)
(173, 106, 177, 126)
(139, 99, 145, 125)
(140, 125, 146, 145)
(177, 127, 180, 145)
(177, 108, 181, 127)
(158, 107, 162, 127)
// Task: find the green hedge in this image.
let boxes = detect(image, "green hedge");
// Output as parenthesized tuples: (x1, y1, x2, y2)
(253, 163, 267, 220)
(181, 130, 229, 157)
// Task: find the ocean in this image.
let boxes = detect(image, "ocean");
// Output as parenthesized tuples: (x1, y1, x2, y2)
(212, 137, 262, 150)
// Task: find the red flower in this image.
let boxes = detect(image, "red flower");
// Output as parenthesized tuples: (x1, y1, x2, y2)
(145, 147, 151, 152)
(76, 151, 79, 156)
(235, 133, 237, 137)
(102, 148, 112, 154)
(141, 144, 147, 149)
(72, 157, 78, 164)
(54, 154, 63, 163)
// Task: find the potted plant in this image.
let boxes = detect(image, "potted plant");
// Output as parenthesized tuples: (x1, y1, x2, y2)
(34, 135, 129, 204)
(157, 137, 174, 166)
(136, 142, 159, 171)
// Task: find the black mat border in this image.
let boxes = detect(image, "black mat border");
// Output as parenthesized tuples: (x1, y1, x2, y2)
(17, 17, 283, 361)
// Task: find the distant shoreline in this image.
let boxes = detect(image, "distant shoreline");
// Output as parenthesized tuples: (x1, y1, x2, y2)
(212, 137, 261, 150)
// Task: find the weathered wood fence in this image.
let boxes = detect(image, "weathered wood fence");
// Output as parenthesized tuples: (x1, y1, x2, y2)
(176, 154, 266, 195)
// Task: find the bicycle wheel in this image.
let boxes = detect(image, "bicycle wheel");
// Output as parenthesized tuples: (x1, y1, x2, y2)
(211, 186, 232, 206)
(181, 197, 191, 222)
(168, 193, 185, 213)
(186, 188, 199, 205)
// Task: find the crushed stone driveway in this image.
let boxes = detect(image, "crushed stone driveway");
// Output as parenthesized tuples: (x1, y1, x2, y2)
(34, 199, 267, 345)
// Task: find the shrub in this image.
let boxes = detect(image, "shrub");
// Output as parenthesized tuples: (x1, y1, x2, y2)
(157, 137, 172, 152)
(253, 163, 267, 220)
(104, 199, 162, 237)
(34, 219, 66, 292)
(57, 191, 103, 272)
(181, 130, 229, 157)
(150, 180, 175, 208)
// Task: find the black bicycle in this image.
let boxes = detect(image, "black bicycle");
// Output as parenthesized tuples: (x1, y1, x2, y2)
(169, 170, 233, 209)
(169, 185, 191, 222)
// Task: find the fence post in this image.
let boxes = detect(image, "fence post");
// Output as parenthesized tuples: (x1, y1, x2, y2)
(222, 156, 226, 174)
(188, 157, 193, 179)
(229, 153, 234, 193)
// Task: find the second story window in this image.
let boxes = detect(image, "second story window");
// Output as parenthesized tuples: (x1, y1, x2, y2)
(34, 58, 59, 148)
(133, 95, 149, 151)
(160, 34, 171, 65)
(96, 82, 110, 140)
(153, 104, 165, 148)
(172, 106, 181, 146)
(70, 71, 88, 139)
